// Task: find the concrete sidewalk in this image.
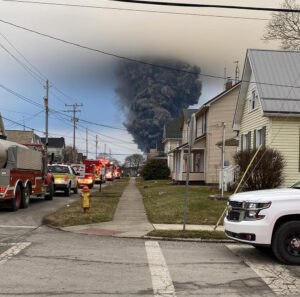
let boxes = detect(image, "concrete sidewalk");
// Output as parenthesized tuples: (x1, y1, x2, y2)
(62, 177, 154, 237)
(62, 178, 225, 238)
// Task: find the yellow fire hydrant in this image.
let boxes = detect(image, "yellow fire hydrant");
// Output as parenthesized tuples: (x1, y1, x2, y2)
(81, 186, 91, 214)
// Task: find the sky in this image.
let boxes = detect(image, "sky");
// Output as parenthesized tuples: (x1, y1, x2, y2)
(0, 0, 282, 162)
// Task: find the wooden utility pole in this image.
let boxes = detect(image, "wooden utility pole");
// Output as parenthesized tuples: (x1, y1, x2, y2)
(44, 80, 49, 172)
(86, 128, 88, 159)
(96, 135, 98, 158)
(64, 103, 83, 163)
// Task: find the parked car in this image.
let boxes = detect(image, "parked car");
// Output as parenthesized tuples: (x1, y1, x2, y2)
(224, 182, 300, 265)
(106, 171, 114, 181)
(48, 164, 78, 196)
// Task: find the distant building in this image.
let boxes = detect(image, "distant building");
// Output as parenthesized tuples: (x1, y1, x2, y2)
(6, 130, 41, 144)
(41, 137, 65, 163)
(147, 141, 167, 160)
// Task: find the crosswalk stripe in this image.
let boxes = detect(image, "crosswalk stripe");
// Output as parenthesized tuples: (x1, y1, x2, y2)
(226, 244, 300, 296)
(145, 241, 176, 297)
(0, 242, 31, 265)
(0, 225, 38, 229)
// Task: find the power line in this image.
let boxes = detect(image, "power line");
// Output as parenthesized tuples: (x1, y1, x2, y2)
(1, 18, 300, 90)
(108, 0, 300, 13)
(0, 0, 270, 21)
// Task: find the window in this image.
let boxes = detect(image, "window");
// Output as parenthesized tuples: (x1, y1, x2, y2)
(193, 151, 204, 172)
(241, 132, 251, 151)
(254, 127, 266, 149)
(249, 90, 258, 111)
(202, 112, 207, 134)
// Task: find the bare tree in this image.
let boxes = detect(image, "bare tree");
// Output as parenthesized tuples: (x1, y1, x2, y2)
(264, 0, 300, 50)
(124, 154, 144, 176)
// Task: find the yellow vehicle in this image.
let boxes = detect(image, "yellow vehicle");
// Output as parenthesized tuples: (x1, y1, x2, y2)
(48, 164, 78, 196)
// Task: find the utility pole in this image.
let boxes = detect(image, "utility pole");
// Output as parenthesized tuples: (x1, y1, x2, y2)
(44, 80, 49, 173)
(96, 135, 98, 159)
(104, 143, 106, 159)
(86, 128, 88, 159)
(64, 103, 83, 163)
(221, 122, 226, 197)
(234, 61, 240, 84)
(183, 114, 195, 231)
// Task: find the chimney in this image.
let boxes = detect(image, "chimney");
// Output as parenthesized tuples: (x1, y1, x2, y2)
(225, 78, 233, 90)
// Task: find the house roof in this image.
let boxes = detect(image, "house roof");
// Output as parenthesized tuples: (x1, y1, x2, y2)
(6, 130, 40, 143)
(196, 82, 241, 118)
(180, 109, 197, 129)
(234, 49, 300, 129)
(164, 118, 181, 140)
(41, 137, 65, 148)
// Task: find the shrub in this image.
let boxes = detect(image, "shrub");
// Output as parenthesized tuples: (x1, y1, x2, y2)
(142, 159, 170, 180)
(233, 148, 285, 191)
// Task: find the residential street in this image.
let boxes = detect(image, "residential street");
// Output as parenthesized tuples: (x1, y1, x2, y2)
(0, 189, 299, 296)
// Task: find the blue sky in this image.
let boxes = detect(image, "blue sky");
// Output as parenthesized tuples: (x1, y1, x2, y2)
(0, 0, 281, 161)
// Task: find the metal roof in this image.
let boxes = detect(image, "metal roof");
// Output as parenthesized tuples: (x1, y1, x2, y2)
(248, 49, 300, 114)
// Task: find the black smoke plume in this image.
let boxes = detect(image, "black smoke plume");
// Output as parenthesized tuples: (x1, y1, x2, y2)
(115, 59, 202, 152)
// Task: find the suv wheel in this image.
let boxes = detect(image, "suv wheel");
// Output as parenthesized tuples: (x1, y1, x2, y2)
(272, 221, 300, 265)
(64, 184, 71, 197)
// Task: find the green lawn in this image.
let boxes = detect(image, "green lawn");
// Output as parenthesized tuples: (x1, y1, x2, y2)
(44, 178, 129, 227)
(148, 230, 227, 240)
(136, 179, 228, 225)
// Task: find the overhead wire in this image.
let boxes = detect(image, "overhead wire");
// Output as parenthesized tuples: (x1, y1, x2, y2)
(0, 0, 270, 21)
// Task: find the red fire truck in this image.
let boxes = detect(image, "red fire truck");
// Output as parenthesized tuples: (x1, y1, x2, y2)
(0, 139, 54, 211)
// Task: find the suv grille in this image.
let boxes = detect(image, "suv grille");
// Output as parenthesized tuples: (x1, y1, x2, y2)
(227, 201, 245, 222)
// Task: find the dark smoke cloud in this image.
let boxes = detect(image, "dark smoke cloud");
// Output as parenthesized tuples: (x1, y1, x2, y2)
(115, 59, 202, 152)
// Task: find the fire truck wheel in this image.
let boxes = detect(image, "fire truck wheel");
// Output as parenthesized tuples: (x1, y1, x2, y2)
(10, 185, 21, 211)
(20, 185, 30, 209)
(64, 184, 71, 197)
(45, 180, 54, 201)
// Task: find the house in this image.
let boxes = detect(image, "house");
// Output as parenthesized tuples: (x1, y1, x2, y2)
(172, 82, 240, 184)
(162, 118, 182, 172)
(6, 130, 42, 144)
(233, 49, 300, 187)
(41, 137, 65, 163)
(147, 141, 166, 161)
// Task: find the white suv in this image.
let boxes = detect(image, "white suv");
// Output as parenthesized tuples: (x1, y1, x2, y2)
(224, 183, 300, 265)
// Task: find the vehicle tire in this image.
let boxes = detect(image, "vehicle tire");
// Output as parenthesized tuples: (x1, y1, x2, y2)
(10, 185, 21, 211)
(64, 184, 71, 196)
(73, 185, 78, 194)
(45, 180, 54, 201)
(20, 185, 30, 209)
(272, 221, 300, 265)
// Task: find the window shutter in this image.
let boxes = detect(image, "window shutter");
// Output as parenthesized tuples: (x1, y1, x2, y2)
(253, 130, 256, 150)
(262, 126, 266, 148)
(247, 131, 251, 150)
(241, 135, 243, 151)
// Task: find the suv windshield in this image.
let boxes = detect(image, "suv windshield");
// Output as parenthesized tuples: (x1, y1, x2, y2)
(48, 166, 70, 174)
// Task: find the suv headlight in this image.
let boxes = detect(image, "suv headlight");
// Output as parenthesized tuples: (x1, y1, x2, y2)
(244, 202, 271, 220)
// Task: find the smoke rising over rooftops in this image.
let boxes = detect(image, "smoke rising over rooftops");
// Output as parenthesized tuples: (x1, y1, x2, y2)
(115, 58, 202, 152)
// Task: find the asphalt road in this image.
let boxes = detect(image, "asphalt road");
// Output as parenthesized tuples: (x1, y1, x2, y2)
(0, 189, 300, 296)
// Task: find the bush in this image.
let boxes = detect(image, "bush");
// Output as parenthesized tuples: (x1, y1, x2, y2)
(234, 148, 285, 191)
(142, 159, 170, 180)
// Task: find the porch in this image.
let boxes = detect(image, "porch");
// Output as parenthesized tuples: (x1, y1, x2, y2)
(171, 145, 206, 182)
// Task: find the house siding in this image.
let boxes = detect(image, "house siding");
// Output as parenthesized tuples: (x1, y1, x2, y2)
(270, 118, 300, 187)
(205, 85, 240, 184)
(239, 73, 271, 149)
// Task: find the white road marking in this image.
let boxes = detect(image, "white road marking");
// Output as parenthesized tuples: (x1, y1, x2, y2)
(145, 241, 176, 297)
(0, 242, 31, 264)
(226, 244, 300, 296)
(0, 225, 38, 229)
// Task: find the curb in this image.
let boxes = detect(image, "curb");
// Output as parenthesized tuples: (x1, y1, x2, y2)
(143, 236, 235, 243)
(45, 224, 235, 243)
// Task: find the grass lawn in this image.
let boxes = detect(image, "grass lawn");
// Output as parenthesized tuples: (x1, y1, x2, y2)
(136, 179, 228, 225)
(147, 230, 227, 240)
(44, 178, 129, 227)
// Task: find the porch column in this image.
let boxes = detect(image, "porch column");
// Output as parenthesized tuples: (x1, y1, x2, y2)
(179, 149, 184, 180)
